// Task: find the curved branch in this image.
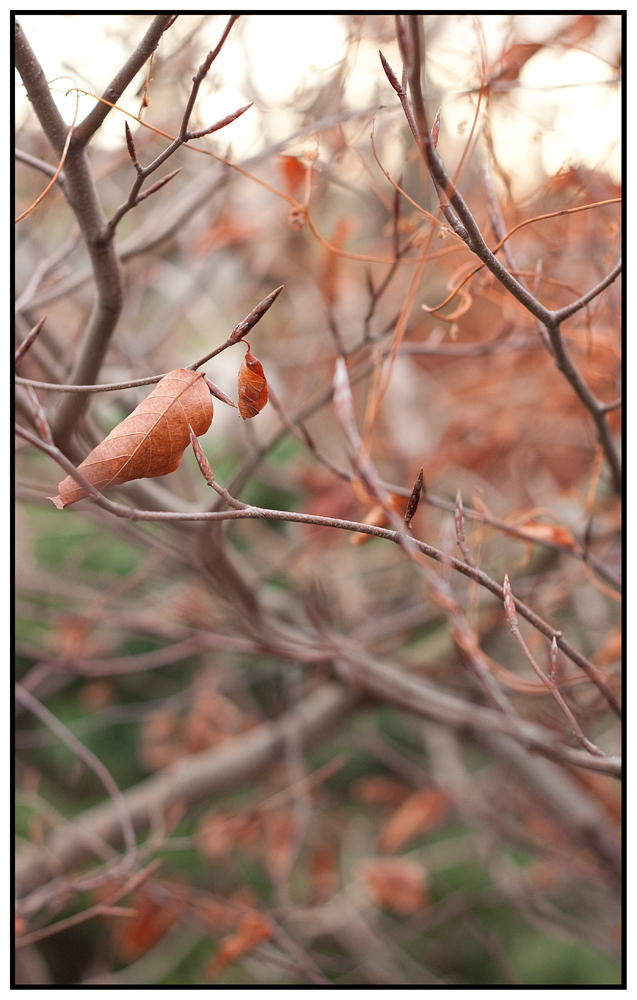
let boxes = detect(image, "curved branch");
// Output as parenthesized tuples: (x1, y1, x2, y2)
(552, 258, 622, 324)
(15, 684, 137, 872)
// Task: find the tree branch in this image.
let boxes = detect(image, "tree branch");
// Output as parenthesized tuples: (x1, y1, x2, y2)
(70, 15, 177, 148)
(16, 422, 619, 714)
(15, 682, 355, 900)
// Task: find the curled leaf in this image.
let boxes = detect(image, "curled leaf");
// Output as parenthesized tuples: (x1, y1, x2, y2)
(237, 342, 268, 419)
(49, 369, 213, 508)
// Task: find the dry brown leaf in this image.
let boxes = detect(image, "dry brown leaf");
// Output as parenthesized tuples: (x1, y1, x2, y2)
(278, 154, 306, 195)
(113, 879, 189, 962)
(358, 857, 428, 916)
(350, 775, 411, 807)
(204, 910, 273, 979)
(50, 369, 214, 508)
(378, 788, 450, 853)
(238, 343, 268, 419)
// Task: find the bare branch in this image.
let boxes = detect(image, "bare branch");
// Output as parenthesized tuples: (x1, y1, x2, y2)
(552, 258, 621, 325)
(178, 14, 240, 140)
(503, 575, 605, 756)
(15, 683, 354, 900)
(189, 285, 284, 369)
(71, 15, 177, 147)
(334, 651, 620, 778)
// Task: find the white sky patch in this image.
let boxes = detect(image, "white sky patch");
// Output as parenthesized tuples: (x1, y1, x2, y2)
(241, 14, 347, 106)
(15, 13, 621, 186)
(521, 48, 620, 182)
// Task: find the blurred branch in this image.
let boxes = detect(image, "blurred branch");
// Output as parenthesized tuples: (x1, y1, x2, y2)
(15, 147, 65, 181)
(401, 15, 621, 494)
(15, 682, 355, 901)
(15, 684, 137, 874)
(334, 650, 620, 778)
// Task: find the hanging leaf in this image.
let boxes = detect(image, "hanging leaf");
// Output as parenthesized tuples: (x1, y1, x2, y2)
(237, 342, 268, 419)
(49, 369, 213, 508)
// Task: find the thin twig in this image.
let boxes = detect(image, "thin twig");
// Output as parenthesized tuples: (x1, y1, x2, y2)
(502, 575, 605, 756)
(14, 286, 284, 395)
(189, 285, 284, 369)
(15, 317, 47, 363)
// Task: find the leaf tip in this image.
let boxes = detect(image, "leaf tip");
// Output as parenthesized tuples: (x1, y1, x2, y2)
(47, 495, 65, 510)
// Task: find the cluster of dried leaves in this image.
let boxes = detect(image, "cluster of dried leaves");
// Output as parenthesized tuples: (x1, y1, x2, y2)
(15, 13, 621, 987)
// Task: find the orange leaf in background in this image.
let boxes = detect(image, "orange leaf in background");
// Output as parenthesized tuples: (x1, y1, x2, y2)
(350, 491, 406, 545)
(278, 154, 306, 195)
(204, 910, 273, 979)
(49, 369, 213, 508)
(378, 788, 450, 853)
(321, 218, 354, 307)
(197, 811, 261, 861)
(191, 895, 242, 933)
(593, 626, 621, 665)
(516, 521, 577, 549)
(350, 776, 411, 807)
(114, 880, 189, 962)
(358, 857, 428, 916)
(492, 42, 542, 83)
(557, 14, 600, 46)
(567, 768, 621, 825)
(351, 477, 377, 507)
(193, 212, 259, 255)
(237, 342, 268, 419)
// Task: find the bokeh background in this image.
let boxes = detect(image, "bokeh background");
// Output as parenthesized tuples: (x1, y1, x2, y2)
(15, 14, 622, 986)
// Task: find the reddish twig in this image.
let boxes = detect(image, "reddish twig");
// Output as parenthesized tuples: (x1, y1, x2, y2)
(15, 317, 47, 364)
(454, 489, 475, 566)
(502, 575, 605, 756)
